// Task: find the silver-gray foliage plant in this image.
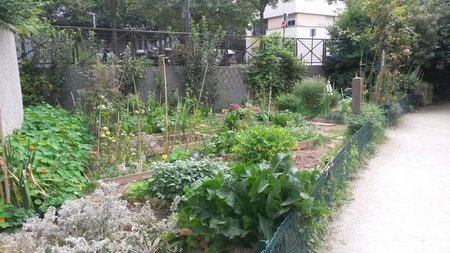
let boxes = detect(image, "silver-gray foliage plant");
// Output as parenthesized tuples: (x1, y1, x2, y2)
(0, 183, 180, 253)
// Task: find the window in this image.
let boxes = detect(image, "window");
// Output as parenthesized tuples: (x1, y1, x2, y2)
(287, 13, 295, 27)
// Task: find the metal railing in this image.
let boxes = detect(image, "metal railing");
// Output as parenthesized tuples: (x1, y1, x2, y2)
(16, 26, 328, 66)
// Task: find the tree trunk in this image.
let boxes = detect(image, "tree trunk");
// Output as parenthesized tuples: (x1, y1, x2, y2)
(258, 4, 266, 36)
(110, 0, 119, 55)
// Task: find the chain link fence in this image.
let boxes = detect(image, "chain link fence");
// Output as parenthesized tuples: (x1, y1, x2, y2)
(261, 94, 417, 253)
(261, 122, 371, 253)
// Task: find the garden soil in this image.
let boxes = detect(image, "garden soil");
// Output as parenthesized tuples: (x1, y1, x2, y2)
(322, 103, 450, 253)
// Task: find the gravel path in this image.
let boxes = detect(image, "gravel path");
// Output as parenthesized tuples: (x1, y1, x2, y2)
(322, 103, 450, 253)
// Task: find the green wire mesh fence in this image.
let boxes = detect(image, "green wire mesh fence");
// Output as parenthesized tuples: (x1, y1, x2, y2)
(260, 94, 417, 253)
(260, 122, 371, 253)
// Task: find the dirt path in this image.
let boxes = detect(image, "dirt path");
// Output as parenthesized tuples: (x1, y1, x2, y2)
(322, 103, 450, 253)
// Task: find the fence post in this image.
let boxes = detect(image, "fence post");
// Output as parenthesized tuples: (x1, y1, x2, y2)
(352, 77, 363, 115)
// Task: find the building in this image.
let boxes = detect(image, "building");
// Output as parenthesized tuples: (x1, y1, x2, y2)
(247, 0, 346, 65)
(265, 0, 346, 39)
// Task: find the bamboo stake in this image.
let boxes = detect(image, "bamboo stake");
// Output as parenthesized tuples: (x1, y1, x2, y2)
(0, 109, 11, 203)
(162, 57, 169, 156)
(267, 85, 272, 126)
(197, 62, 209, 107)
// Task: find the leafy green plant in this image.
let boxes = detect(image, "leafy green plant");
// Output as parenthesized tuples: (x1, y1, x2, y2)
(119, 45, 150, 94)
(0, 205, 36, 230)
(292, 126, 320, 142)
(247, 33, 308, 100)
(274, 93, 302, 112)
(146, 159, 228, 203)
(232, 125, 296, 163)
(19, 60, 56, 106)
(320, 111, 345, 124)
(168, 147, 192, 162)
(348, 103, 386, 140)
(201, 130, 237, 156)
(224, 110, 243, 130)
(270, 111, 306, 128)
(271, 112, 291, 127)
(293, 77, 328, 115)
(177, 154, 323, 251)
(0, 105, 93, 227)
(124, 180, 151, 202)
(185, 18, 223, 106)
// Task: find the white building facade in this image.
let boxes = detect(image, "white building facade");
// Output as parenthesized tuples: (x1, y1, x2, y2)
(265, 0, 346, 39)
(246, 0, 345, 65)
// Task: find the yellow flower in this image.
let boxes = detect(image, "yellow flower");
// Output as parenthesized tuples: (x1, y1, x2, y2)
(78, 184, 83, 191)
(0, 217, 5, 223)
(162, 154, 168, 160)
(28, 144, 36, 151)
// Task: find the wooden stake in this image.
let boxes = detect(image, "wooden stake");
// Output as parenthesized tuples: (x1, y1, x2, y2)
(0, 109, 11, 203)
(197, 62, 209, 107)
(162, 57, 169, 156)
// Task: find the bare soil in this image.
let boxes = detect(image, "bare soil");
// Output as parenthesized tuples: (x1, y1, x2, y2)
(295, 121, 346, 169)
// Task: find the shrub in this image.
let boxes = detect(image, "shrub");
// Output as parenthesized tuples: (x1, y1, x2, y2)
(271, 112, 292, 127)
(1, 104, 94, 223)
(348, 103, 386, 140)
(274, 93, 302, 112)
(146, 159, 228, 202)
(20, 60, 56, 105)
(321, 111, 345, 124)
(294, 77, 326, 114)
(168, 147, 192, 162)
(224, 110, 243, 130)
(232, 125, 296, 162)
(246, 33, 308, 98)
(0, 184, 178, 252)
(271, 111, 305, 128)
(177, 154, 323, 251)
(292, 125, 320, 142)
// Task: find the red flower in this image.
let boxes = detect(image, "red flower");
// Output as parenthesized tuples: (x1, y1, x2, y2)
(179, 228, 193, 236)
(41, 168, 47, 174)
(229, 103, 241, 111)
(89, 151, 98, 156)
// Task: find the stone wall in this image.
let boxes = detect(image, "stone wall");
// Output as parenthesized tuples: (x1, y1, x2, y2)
(0, 27, 23, 135)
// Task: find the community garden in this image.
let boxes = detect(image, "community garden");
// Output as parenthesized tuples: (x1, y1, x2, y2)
(1, 0, 447, 252)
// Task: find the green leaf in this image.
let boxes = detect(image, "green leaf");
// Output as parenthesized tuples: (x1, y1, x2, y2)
(258, 213, 273, 240)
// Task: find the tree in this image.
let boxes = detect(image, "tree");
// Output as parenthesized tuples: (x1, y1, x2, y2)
(0, 0, 45, 35)
(249, 0, 293, 36)
(325, 0, 373, 89)
(247, 33, 308, 105)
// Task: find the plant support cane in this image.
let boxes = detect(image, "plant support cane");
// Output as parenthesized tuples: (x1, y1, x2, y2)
(162, 56, 169, 156)
(0, 109, 11, 203)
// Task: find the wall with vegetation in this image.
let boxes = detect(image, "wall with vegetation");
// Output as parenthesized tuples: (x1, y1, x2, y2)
(0, 27, 23, 135)
(61, 65, 322, 111)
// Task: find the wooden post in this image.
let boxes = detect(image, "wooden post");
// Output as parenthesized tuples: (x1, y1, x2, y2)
(352, 77, 363, 115)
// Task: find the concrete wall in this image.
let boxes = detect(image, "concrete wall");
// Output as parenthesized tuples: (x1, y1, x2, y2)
(61, 66, 250, 111)
(0, 27, 23, 135)
(61, 65, 325, 111)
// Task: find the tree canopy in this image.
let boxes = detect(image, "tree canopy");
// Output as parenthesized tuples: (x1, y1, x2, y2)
(0, 0, 45, 35)
(326, 0, 444, 91)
